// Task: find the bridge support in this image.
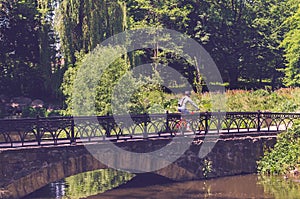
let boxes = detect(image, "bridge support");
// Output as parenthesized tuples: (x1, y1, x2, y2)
(0, 135, 277, 199)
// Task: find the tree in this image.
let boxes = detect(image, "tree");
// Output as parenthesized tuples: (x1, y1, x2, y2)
(188, 0, 273, 89)
(0, 0, 59, 100)
(281, 4, 300, 86)
(37, 0, 61, 99)
(55, 0, 126, 66)
(183, 0, 293, 89)
(61, 46, 129, 116)
(0, 0, 44, 97)
(126, 0, 201, 92)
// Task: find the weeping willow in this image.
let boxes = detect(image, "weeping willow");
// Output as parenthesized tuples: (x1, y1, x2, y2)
(37, 0, 58, 97)
(55, 0, 126, 65)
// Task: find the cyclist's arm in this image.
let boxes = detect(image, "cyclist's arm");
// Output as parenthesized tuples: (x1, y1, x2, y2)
(186, 97, 199, 110)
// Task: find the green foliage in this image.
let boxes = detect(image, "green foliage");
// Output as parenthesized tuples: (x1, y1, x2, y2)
(0, 0, 60, 99)
(60, 50, 88, 115)
(202, 158, 212, 178)
(281, 5, 300, 86)
(46, 110, 63, 117)
(61, 45, 172, 115)
(208, 88, 300, 112)
(188, 0, 283, 89)
(127, 0, 190, 30)
(94, 53, 130, 115)
(21, 106, 63, 118)
(55, 0, 126, 65)
(126, 0, 202, 91)
(61, 46, 127, 115)
(22, 107, 47, 118)
(3, 0, 300, 112)
(257, 123, 300, 175)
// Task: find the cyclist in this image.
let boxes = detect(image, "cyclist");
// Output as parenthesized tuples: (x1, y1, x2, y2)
(177, 91, 200, 132)
(178, 91, 200, 114)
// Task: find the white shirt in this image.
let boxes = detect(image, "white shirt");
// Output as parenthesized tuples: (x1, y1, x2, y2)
(178, 95, 199, 110)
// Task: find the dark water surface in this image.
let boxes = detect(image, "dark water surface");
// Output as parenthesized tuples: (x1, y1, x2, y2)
(24, 169, 300, 199)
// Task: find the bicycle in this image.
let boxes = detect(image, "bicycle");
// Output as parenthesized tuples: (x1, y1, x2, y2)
(173, 111, 198, 135)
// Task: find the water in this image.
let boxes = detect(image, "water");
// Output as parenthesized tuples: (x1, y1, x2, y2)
(23, 169, 300, 199)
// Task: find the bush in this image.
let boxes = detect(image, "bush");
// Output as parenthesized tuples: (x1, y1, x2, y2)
(257, 123, 300, 175)
(22, 107, 47, 118)
(46, 110, 63, 117)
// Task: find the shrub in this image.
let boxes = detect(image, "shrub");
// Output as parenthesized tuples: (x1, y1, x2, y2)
(46, 110, 63, 117)
(22, 107, 47, 118)
(257, 123, 300, 175)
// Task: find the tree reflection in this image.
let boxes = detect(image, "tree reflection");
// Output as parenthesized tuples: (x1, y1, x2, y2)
(63, 169, 134, 199)
(258, 176, 300, 199)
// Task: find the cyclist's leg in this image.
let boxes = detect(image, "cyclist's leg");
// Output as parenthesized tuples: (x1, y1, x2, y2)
(178, 110, 187, 132)
(182, 109, 190, 114)
(182, 109, 192, 131)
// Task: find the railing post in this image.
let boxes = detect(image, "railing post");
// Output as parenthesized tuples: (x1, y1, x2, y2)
(71, 117, 75, 144)
(205, 111, 209, 134)
(143, 113, 148, 139)
(165, 111, 170, 134)
(217, 110, 221, 134)
(106, 113, 111, 137)
(257, 110, 261, 132)
(36, 115, 41, 145)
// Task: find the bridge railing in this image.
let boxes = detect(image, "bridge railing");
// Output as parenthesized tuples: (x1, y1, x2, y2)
(0, 111, 299, 148)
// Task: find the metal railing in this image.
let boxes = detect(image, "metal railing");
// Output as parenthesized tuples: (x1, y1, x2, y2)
(0, 111, 299, 148)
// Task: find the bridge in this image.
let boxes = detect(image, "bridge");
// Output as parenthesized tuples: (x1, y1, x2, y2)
(0, 111, 299, 198)
(0, 111, 297, 148)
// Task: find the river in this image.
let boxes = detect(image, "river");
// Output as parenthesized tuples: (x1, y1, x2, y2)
(23, 169, 300, 199)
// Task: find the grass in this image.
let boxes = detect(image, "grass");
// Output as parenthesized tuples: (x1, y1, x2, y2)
(179, 87, 300, 113)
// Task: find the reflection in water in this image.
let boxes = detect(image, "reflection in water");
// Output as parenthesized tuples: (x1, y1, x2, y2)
(22, 180, 67, 199)
(89, 174, 275, 199)
(63, 169, 133, 198)
(258, 176, 300, 199)
(50, 181, 65, 198)
(24, 171, 300, 199)
(23, 169, 134, 199)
